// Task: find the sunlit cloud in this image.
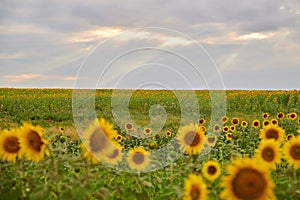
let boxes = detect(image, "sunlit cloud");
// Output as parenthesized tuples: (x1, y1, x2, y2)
(0, 52, 25, 59)
(236, 32, 273, 40)
(3, 74, 78, 82)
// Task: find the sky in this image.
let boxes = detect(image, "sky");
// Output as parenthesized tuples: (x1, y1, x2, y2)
(0, 0, 299, 90)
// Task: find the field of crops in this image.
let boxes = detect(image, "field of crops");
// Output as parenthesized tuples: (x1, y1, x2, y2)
(0, 88, 299, 200)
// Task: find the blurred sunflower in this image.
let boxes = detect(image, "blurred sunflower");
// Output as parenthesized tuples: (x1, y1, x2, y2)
(270, 119, 278, 126)
(80, 143, 100, 165)
(220, 158, 276, 200)
(205, 134, 217, 147)
(263, 120, 270, 127)
(116, 135, 123, 142)
(125, 123, 134, 131)
(259, 124, 285, 143)
(0, 129, 21, 163)
(202, 160, 221, 182)
(241, 121, 248, 128)
(282, 136, 300, 169)
(298, 118, 300, 125)
(226, 133, 232, 140)
(183, 174, 207, 200)
(252, 119, 260, 129)
(229, 126, 236, 132)
(81, 118, 118, 162)
(126, 147, 150, 171)
(277, 112, 284, 120)
(213, 124, 221, 133)
(144, 128, 152, 135)
(222, 126, 229, 133)
(199, 125, 206, 132)
(199, 118, 206, 125)
(286, 133, 295, 141)
(231, 118, 240, 126)
(255, 140, 281, 170)
(176, 124, 205, 155)
(19, 123, 49, 162)
(262, 113, 269, 119)
(103, 143, 123, 165)
(59, 127, 65, 133)
(287, 112, 297, 120)
(165, 131, 172, 137)
(222, 116, 229, 123)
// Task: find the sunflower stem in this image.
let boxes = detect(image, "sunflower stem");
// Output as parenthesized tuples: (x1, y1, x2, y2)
(16, 159, 26, 199)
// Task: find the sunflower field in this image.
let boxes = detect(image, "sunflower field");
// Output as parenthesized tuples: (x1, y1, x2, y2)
(0, 88, 300, 200)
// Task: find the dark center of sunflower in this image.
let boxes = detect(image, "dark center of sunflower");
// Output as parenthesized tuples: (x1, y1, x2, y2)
(253, 122, 259, 127)
(208, 165, 217, 175)
(290, 144, 300, 160)
(223, 127, 229, 132)
(4, 136, 20, 153)
(271, 120, 277, 125)
(145, 129, 151, 134)
(90, 128, 107, 153)
(199, 119, 204, 124)
(262, 147, 275, 161)
(126, 124, 133, 129)
(265, 129, 278, 140)
(290, 114, 295, 119)
(108, 149, 119, 159)
(184, 131, 201, 147)
(287, 135, 294, 141)
(28, 131, 43, 152)
(264, 121, 269, 126)
(166, 132, 171, 136)
(232, 168, 266, 199)
(278, 113, 283, 118)
(222, 117, 227, 122)
(117, 136, 122, 140)
(208, 137, 216, 144)
(263, 114, 268, 118)
(214, 126, 220, 131)
(190, 184, 201, 200)
(232, 119, 238, 124)
(132, 152, 145, 164)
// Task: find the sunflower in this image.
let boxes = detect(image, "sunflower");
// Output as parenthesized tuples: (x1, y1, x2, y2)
(220, 158, 276, 200)
(126, 147, 150, 171)
(222, 126, 229, 133)
(183, 174, 207, 200)
(263, 120, 270, 127)
(229, 126, 236, 132)
(287, 112, 297, 120)
(81, 118, 118, 162)
(262, 113, 269, 119)
(59, 127, 65, 133)
(282, 136, 300, 169)
(226, 133, 232, 140)
(241, 121, 248, 128)
(222, 116, 229, 123)
(199, 118, 206, 125)
(80, 143, 100, 165)
(259, 124, 285, 143)
(165, 131, 172, 137)
(277, 112, 284, 120)
(199, 125, 206, 132)
(144, 128, 152, 135)
(255, 140, 281, 170)
(19, 123, 49, 162)
(103, 143, 123, 165)
(231, 118, 240, 126)
(116, 135, 123, 142)
(205, 134, 217, 147)
(176, 124, 205, 155)
(213, 124, 221, 133)
(298, 118, 300, 125)
(0, 129, 22, 163)
(252, 119, 260, 129)
(270, 119, 278, 126)
(286, 133, 295, 141)
(202, 160, 221, 182)
(125, 123, 134, 131)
